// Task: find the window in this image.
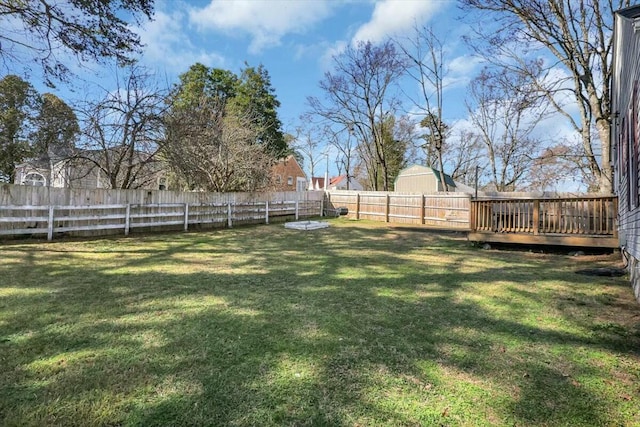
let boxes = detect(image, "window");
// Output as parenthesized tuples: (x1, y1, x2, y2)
(296, 177, 307, 192)
(158, 177, 167, 190)
(287, 176, 293, 185)
(275, 174, 282, 184)
(22, 172, 46, 187)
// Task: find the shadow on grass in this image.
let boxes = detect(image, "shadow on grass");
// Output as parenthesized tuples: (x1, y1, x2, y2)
(1, 222, 639, 426)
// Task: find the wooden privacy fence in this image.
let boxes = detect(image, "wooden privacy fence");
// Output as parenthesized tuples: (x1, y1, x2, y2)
(469, 196, 618, 247)
(0, 184, 324, 240)
(0, 183, 323, 206)
(325, 191, 470, 229)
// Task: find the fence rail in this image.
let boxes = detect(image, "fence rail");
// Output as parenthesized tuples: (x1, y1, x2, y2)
(0, 200, 322, 240)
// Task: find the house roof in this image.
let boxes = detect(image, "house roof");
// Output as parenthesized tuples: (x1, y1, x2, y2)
(616, 4, 640, 18)
(311, 177, 325, 189)
(277, 154, 300, 165)
(330, 175, 345, 186)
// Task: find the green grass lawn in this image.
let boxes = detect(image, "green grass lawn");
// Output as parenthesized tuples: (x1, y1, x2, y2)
(1, 219, 639, 426)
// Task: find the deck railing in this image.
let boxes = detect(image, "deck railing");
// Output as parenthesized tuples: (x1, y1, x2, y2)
(470, 196, 617, 242)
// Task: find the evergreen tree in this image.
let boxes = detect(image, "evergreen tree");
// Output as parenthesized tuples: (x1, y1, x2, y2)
(33, 93, 79, 158)
(0, 75, 39, 182)
(234, 64, 286, 157)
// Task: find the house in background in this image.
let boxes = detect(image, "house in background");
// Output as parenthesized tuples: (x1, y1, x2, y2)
(271, 155, 307, 192)
(611, 4, 640, 302)
(15, 150, 166, 190)
(394, 165, 457, 193)
(310, 175, 363, 191)
(309, 176, 326, 190)
(327, 175, 363, 191)
(15, 157, 69, 188)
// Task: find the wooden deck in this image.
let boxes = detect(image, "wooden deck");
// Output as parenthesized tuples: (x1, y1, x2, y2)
(468, 196, 619, 248)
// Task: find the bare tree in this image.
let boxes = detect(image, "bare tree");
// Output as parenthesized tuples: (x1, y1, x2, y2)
(461, 0, 631, 193)
(321, 123, 359, 190)
(466, 67, 548, 191)
(397, 25, 450, 190)
(163, 95, 273, 192)
(290, 122, 326, 187)
(75, 67, 166, 189)
(0, 0, 154, 85)
(308, 40, 406, 191)
(525, 145, 580, 192)
(445, 129, 485, 186)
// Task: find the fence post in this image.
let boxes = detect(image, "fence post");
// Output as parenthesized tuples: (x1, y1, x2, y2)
(356, 193, 360, 220)
(184, 203, 189, 231)
(420, 195, 425, 225)
(533, 199, 540, 235)
(320, 197, 324, 217)
(47, 205, 54, 241)
(325, 192, 331, 217)
(385, 194, 390, 222)
(265, 201, 269, 224)
(295, 200, 299, 220)
(227, 202, 232, 228)
(125, 204, 131, 236)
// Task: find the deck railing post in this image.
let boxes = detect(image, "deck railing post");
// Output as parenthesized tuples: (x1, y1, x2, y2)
(533, 199, 540, 235)
(469, 200, 474, 231)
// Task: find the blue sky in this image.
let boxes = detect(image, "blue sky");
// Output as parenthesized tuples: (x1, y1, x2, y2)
(8, 0, 584, 187)
(123, 0, 489, 180)
(130, 0, 474, 129)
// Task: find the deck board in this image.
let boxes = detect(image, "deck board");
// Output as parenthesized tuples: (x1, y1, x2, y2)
(468, 231, 619, 248)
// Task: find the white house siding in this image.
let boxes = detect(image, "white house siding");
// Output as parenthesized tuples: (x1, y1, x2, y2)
(612, 6, 640, 301)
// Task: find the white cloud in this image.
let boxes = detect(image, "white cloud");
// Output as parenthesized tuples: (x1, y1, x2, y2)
(443, 54, 484, 90)
(352, 0, 446, 44)
(320, 40, 348, 70)
(447, 55, 483, 79)
(189, 0, 334, 54)
(137, 10, 226, 72)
